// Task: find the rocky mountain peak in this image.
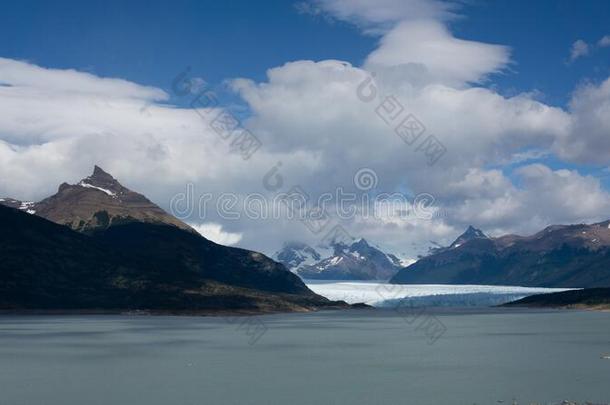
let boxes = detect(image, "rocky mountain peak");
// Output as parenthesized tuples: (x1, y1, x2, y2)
(77, 166, 125, 196)
(274, 242, 322, 272)
(92, 165, 115, 181)
(450, 225, 488, 249)
(58, 182, 71, 193)
(464, 225, 487, 238)
(350, 238, 370, 250)
(0, 166, 193, 234)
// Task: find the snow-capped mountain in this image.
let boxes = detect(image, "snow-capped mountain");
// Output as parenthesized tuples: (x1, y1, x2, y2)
(273, 242, 322, 271)
(0, 198, 37, 214)
(275, 238, 404, 281)
(0, 166, 193, 233)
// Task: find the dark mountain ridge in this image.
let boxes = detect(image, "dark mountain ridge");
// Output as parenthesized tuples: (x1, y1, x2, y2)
(391, 223, 610, 288)
(503, 288, 610, 310)
(0, 168, 349, 313)
(0, 203, 345, 312)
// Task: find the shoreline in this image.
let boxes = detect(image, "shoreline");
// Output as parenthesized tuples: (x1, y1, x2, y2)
(3, 304, 610, 318)
(0, 304, 369, 317)
(501, 287, 610, 311)
(505, 303, 610, 312)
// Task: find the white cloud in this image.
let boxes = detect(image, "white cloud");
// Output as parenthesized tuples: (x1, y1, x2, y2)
(598, 35, 610, 47)
(233, 59, 568, 194)
(311, 1, 509, 86)
(0, 56, 264, 201)
(365, 20, 510, 86)
(190, 223, 243, 245)
(444, 164, 610, 237)
(0, 57, 166, 100)
(569, 39, 590, 62)
(448, 168, 512, 199)
(1, 2, 610, 259)
(311, 0, 459, 33)
(230, 56, 609, 251)
(567, 36, 610, 61)
(552, 77, 610, 163)
(516, 164, 610, 222)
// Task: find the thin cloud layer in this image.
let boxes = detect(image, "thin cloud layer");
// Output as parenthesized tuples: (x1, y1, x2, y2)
(365, 20, 510, 86)
(568, 35, 610, 62)
(310, 0, 459, 32)
(191, 223, 243, 246)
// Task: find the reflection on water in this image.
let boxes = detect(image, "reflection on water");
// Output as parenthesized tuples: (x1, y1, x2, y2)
(0, 309, 609, 405)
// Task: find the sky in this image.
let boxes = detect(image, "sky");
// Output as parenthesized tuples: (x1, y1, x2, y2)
(1, 0, 610, 259)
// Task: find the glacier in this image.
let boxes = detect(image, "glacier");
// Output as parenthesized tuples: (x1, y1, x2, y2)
(305, 280, 574, 307)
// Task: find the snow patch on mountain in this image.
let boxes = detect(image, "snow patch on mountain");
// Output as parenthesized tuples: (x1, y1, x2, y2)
(274, 237, 416, 280)
(0, 199, 38, 215)
(78, 181, 117, 197)
(449, 225, 489, 249)
(18, 201, 36, 214)
(273, 242, 323, 273)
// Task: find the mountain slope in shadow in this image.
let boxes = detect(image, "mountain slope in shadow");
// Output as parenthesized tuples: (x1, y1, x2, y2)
(0, 203, 345, 313)
(503, 288, 610, 310)
(391, 224, 610, 288)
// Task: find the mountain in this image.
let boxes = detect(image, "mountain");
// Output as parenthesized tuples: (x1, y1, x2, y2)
(273, 242, 322, 272)
(448, 225, 489, 249)
(0, 168, 350, 313)
(390, 222, 610, 288)
(0, 204, 345, 312)
(295, 238, 403, 281)
(503, 288, 610, 310)
(0, 198, 37, 213)
(0, 166, 192, 233)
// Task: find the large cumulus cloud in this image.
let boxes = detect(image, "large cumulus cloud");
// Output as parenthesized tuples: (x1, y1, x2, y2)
(1, 1, 610, 259)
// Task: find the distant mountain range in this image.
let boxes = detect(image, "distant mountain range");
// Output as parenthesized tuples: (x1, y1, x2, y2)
(0, 167, 348, 313)
(274, 238, 404, 281)
(5, 166, 609, 311)
(391, 223, 610, 288)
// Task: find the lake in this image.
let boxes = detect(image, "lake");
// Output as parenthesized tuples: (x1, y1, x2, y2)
(1, 309, 609, 405)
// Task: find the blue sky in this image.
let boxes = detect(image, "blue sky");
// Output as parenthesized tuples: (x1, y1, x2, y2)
(2, 0, 610, 255)
(2, 0, 610, 107)
(0, 1, 373, 95)
(457, 0, 610, 105)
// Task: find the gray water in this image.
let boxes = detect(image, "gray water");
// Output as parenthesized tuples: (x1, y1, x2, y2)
(1, 309, 609, 405)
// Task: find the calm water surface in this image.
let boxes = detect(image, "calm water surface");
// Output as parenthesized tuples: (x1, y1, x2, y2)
(1, 309, 609, 405)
